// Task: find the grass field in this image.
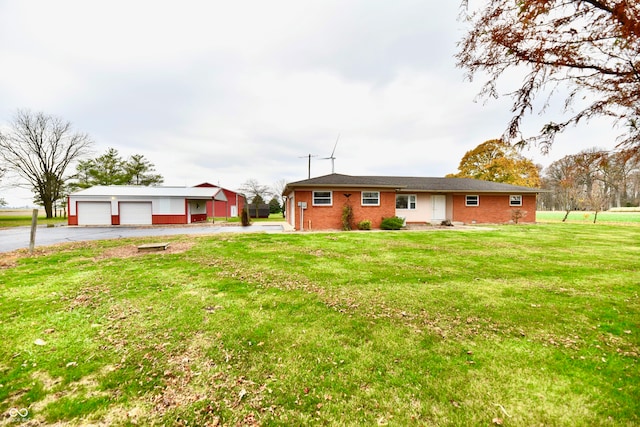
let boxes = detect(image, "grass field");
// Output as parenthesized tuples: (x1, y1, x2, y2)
(536, 210, 640, 223)
(1, 224, 639, 426)
(0, 210, 66, 228)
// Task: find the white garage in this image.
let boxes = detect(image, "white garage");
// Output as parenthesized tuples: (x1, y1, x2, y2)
(119, 202, 152, 225)
(77, 202, 112, 225)
(68, 185, 227, 226)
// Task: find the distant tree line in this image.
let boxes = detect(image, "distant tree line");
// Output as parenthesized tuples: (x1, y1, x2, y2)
(539, 149, 640, 217)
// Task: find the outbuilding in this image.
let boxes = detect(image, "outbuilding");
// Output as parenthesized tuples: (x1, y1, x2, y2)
(68, 186, 227, 226)
(194, 182, 246, 219)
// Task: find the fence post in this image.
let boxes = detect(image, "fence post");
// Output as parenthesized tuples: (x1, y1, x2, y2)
(29, 209, 38, 253)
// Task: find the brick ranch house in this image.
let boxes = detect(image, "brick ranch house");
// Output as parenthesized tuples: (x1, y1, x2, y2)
(283, 174, 542, 231)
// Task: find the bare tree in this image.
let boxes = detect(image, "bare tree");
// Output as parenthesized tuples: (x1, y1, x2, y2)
(457, 1, 640, 152)
(0, 110, 93, 218)
(271, 178, 288, 203)
(0, 166, 6, 206)
(585, 183, 610, 223)
(544, 156, 587, 221)
(238, 178, 271, 218)
(239, 179, 271, 203)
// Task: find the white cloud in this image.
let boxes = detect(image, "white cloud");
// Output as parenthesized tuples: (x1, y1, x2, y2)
(0, 0, 624, 207)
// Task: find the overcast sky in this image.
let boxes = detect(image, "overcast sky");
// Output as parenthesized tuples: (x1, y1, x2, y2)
(0, 0, 621, 207)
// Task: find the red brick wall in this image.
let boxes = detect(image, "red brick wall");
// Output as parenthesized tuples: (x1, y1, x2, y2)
(291, 190, 396, 230)
(452, 194, 537, 223)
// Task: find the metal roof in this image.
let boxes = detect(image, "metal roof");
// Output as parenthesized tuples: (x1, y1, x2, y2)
(284, 174, 543, 194)
(70, 185, 228, 201)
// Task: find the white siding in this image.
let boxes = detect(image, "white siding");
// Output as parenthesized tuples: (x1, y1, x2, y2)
(77, 202, 112, 225)
(120, 202, 152, 225)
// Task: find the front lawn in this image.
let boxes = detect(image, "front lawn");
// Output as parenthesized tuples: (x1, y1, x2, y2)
(1, 224, 638, 425)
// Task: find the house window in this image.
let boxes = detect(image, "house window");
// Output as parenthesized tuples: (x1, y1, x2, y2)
(510, 195, 522, 206)
(465, 195, 479, 206)
(396, 194, 416, 209)
(313, 191, 332, 206)
(362, 191, 380, 206)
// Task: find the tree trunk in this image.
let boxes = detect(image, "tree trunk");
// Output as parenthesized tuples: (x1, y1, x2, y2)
(562, 209, 570, 222)
(43, 201, 53, 219)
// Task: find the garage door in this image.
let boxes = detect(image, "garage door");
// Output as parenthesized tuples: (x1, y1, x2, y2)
(77, 202, 112, 226)
(119, 202, 152, 225)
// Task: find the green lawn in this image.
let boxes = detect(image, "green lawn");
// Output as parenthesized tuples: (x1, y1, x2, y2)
(1, 224, 638, 426)
(0, 214, 67, 228)
(536, 210, 640, 223)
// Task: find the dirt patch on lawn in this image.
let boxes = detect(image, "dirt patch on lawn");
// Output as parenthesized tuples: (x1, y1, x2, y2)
(0, 253, 19, 269)
(0, 241, 196, 269)
(95, 241, 195, 260)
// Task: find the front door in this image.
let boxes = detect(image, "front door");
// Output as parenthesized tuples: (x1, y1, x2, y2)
(432, 195, 446, 222)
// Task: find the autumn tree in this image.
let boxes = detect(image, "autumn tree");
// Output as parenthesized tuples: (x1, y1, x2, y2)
(447, 139, 541, 187)
(543, 156, 586, 221)
(0, 110, 93, 218)
(593, 149, 639, 207)
(457, 1, 640, 152)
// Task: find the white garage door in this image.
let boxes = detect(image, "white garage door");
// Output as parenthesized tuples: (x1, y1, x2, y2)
(77, 202, 112, 226)
(119, 202, 152, 225)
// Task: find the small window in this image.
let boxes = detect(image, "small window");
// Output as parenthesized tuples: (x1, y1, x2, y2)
(362, 191, 380, 206)
(396, 194, 416, 209)
(510, 195, 522, 206)
(466, 195, 479, 206)
(313, 191, 332, 206)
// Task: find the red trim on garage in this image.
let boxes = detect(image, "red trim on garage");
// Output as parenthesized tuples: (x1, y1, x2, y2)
(152, 214, 187, 224)
(67, 198, 78, 225)
(191, 214, 207, 223)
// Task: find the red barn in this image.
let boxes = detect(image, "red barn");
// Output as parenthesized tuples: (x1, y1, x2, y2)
(194, 183, 246, 219)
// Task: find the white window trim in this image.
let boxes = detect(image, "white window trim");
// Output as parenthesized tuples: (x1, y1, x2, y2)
(312, 190, 333, 206)
(509, 195, 523, 206)
(465, 195, 479, 206)
(396, 194, 417, 210)
(361, 191, 380, 206)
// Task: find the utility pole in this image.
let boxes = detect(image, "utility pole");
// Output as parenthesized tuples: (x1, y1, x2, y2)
(299, 154, 317, 179)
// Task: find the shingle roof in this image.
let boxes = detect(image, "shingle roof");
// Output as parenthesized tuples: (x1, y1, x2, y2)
(71, 185, 228, 201)
(284, 174, 542, 194)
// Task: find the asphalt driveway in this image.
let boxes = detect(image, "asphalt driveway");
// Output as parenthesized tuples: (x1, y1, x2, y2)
(0, 223, 287, 253)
